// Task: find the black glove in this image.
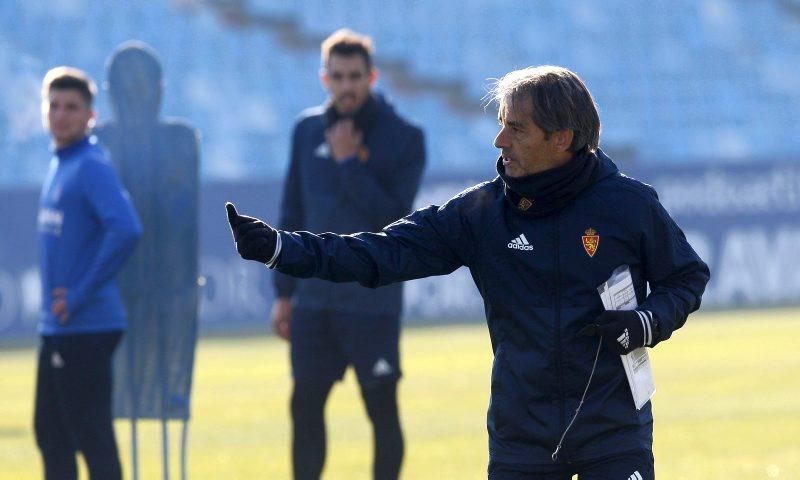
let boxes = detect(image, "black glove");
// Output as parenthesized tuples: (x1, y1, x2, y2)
(578, 310, 658, 355)
(225, 202, 278, 264)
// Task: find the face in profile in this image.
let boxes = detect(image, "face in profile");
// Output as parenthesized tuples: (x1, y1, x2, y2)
(45, 89, 94, 149)
(323, 54, 375, 116)
(494, 96, 570, 178)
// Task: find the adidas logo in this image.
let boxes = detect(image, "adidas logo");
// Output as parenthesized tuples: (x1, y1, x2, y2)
(628, 471, 643, 480)
(314, 142, 330, 158)
(617, 328, 630, 349)
(372, 358, 394, 377)
(51, 351, 65, 368)
(507, 233, 533, 250)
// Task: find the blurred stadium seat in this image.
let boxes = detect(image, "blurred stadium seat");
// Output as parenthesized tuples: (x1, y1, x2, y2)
(1, 0, 798, 186)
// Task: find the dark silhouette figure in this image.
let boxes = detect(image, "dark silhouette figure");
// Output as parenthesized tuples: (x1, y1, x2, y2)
(95, 42, 199, 430)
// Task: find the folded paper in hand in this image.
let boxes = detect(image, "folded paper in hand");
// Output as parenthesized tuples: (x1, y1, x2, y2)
(597, 265, 656, 410)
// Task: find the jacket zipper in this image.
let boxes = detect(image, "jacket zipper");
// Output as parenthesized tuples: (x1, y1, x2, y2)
(554, 212, 566, 446)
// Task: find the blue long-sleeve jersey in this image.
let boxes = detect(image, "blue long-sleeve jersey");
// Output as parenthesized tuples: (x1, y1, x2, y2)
(37, 135, 142, 335)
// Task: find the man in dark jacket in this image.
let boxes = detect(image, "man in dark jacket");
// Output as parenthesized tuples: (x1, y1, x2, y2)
(270, 29, 425, 480)
(228, 66, 709, 479)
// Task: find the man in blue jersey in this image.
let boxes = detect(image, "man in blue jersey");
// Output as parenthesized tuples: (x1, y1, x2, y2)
(227, 66, 710, 479)
(35, 67, 141, 480)
(270, 29, 425, 480)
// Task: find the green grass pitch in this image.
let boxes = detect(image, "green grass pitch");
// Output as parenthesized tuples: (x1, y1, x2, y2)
(1, 308, 798, 479)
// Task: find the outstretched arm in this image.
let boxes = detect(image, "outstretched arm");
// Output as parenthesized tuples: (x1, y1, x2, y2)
(226, 199, 469, 288)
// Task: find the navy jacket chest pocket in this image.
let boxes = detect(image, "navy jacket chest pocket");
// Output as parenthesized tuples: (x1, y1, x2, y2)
(301, 140, 339, 194)
(362, 128, 410, 172)
(476, 218, 557, 309)
(558, 221, 643, 306)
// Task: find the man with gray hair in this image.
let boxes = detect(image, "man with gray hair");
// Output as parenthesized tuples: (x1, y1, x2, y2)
(226, 65, 710, 478)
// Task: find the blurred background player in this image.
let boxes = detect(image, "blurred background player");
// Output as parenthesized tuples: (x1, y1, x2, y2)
(270, 29, 425, 479)
(226, 65, 710, 479)
(35, 67, 141, 480)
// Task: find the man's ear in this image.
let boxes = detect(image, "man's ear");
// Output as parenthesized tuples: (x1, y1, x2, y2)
(369, 67, 378, 87)
(320, 68, 329, 89)
(552, 130, 574, 153)
(88, 109, 97, 128)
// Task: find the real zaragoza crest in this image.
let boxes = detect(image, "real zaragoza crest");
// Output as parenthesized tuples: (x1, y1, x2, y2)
(582, 228, 599, 257)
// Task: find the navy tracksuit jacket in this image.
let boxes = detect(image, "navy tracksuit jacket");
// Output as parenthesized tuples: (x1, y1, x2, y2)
(273, 95, 425, 316)
(272, 150, 710, 464)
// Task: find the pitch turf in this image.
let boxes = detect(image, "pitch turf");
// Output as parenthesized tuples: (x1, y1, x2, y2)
(1, 309, 798, 479)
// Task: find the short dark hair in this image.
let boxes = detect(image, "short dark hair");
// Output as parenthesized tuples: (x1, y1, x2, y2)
(321, 29, 374, 70)
(42, 66, 97, 106)
(490, 66, 601, 153)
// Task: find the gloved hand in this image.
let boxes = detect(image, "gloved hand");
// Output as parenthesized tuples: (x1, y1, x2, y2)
(578, 310, 658, 355)
(226, 202, 278, 264)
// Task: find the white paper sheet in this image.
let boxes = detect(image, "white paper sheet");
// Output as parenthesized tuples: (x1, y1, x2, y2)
(597, 265, 656, 410)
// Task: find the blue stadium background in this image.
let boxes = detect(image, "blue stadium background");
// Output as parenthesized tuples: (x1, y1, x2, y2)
(1, 0, 799, 337)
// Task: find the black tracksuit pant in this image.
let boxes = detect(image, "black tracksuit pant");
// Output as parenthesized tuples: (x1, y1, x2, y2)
(34, 331, 123, 480)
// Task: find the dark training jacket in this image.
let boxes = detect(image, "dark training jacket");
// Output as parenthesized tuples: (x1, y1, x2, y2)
(273, 95, 425, 316)
(273, 150, 710, 465)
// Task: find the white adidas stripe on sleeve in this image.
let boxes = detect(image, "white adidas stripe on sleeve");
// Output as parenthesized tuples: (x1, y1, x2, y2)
(266, 231, 282, 269)
(635, 310, 654, 346)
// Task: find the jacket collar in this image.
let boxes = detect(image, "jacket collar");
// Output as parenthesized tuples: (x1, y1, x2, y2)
(54, 135, 93, 159)
(497, 148, 618, 218)
(323, 93, 390, 138)
(594, 148, 620, 181)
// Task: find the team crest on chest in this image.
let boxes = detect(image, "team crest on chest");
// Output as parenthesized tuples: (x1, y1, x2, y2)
(582, 228, 599, 257)
(357, 145, 370, 163)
